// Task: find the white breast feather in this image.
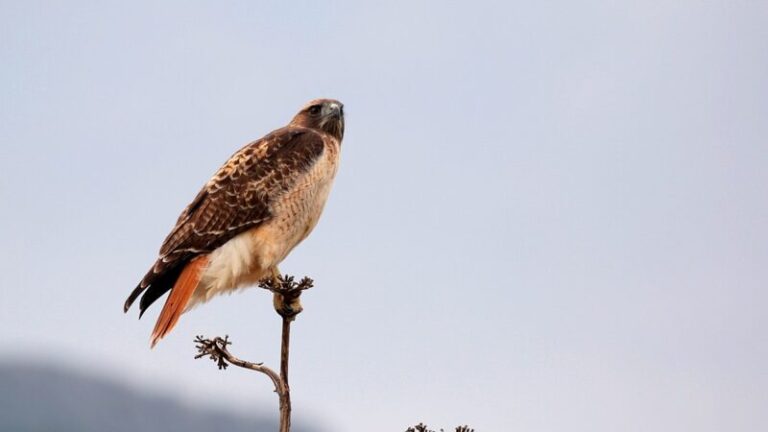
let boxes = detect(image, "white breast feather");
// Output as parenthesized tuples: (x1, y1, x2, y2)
(201, 232, 255, 298)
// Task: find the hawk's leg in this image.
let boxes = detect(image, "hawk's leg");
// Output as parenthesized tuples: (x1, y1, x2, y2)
(270, 266, 303, 318)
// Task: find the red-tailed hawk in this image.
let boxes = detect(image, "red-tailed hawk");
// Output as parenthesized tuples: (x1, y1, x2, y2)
(124, 99, 345, 347)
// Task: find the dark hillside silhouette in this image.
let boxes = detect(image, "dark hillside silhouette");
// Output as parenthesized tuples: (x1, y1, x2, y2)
(0, 362, 324, 432)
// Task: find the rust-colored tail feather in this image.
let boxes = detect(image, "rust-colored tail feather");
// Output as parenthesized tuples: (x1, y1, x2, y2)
(150, 256, 208, 348)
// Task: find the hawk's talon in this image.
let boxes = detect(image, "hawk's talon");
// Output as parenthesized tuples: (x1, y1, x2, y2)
(262, 274, 311, 320)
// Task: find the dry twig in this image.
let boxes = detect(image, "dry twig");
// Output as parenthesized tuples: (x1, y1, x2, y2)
(194, 274, 313, 432)
(405, 423, 475, 432)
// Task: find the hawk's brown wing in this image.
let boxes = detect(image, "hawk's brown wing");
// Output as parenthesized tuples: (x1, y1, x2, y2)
(124, 126, 326, 316)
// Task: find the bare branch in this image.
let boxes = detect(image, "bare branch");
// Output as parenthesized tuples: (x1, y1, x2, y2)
(194, 274, 313, 432)
(404, 424, 475, 432)
(194, 335, 285, 396)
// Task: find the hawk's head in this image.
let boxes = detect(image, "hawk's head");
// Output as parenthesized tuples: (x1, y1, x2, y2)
(291, 99, 345, 141)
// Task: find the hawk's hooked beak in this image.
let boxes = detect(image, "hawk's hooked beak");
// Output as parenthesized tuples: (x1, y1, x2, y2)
(323, 102, 343, 119)
(319, 100, 345, 140)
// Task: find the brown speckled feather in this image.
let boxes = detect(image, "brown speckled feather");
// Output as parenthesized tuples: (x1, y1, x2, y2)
(124, 126, 328, 316)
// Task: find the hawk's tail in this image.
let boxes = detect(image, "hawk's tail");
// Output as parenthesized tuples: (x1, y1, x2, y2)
(150, 256, 209, 348)
(124, 259, 185, 316)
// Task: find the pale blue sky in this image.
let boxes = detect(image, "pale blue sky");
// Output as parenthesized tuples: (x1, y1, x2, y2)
(1, 1, 767, 431)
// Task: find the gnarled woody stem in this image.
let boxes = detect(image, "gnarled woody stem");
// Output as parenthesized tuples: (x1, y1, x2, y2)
(194, 335, 286, 395)
(279, 318, 292, 431)
(194, 275, 313, 432)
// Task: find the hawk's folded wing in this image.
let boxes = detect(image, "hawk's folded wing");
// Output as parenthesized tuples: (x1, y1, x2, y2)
(124, 127, 326, 316)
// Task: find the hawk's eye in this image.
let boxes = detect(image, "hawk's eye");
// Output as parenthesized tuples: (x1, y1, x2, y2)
(308, 105, 322, 115)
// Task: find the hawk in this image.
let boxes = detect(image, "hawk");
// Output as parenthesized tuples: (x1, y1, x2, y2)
(124, 99, 345, 347)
